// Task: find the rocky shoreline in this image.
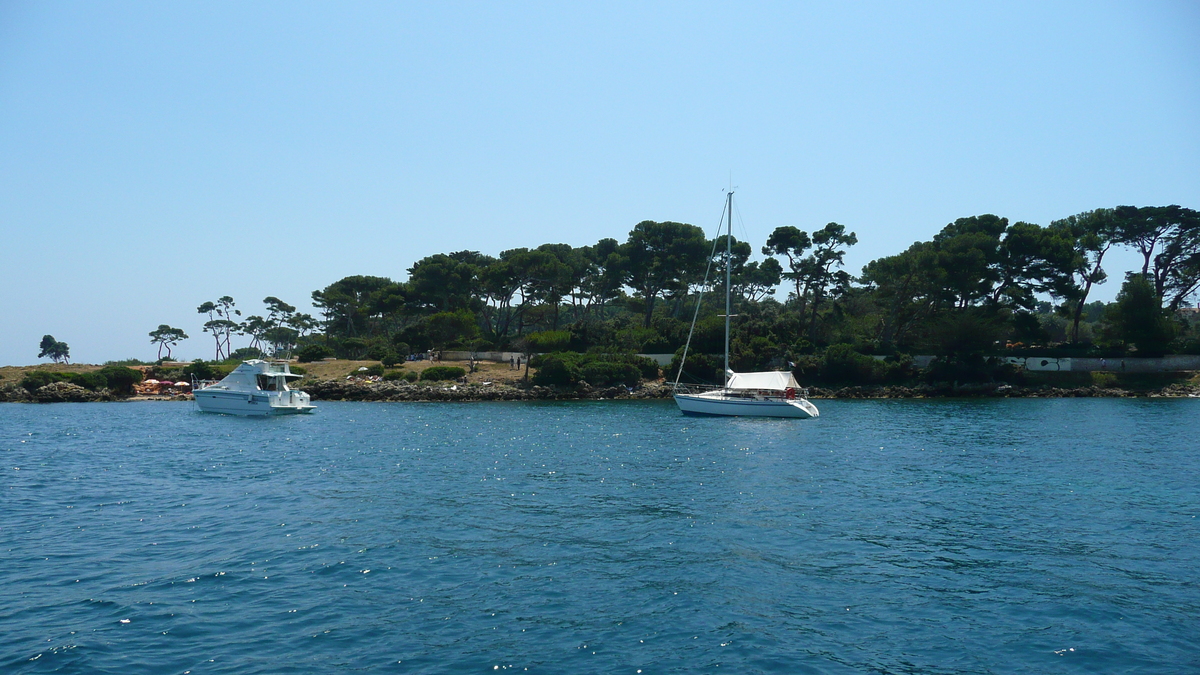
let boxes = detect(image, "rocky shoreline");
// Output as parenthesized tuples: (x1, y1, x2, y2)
(3, 379, 1198, 404)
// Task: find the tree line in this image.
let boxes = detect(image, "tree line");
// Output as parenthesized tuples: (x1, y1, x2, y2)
(150, 204, 1199, 383)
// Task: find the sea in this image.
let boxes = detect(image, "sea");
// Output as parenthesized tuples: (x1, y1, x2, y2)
(1, 398, 1197, 674)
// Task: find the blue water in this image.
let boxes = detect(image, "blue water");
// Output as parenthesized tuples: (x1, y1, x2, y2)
(1, 399, 1198, 674)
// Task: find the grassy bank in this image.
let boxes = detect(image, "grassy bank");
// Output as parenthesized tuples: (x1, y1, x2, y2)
(1, 358, 539, 388)
(0, 363, 105, 382)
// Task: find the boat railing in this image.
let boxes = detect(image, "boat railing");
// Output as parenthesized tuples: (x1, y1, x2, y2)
(673, 383, 811, 400)
(190, 374, 221, 391)
(672, 383, 724, 395)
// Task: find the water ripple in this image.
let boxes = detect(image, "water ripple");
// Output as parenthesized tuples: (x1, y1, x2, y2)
(1, 399, 1198, 673)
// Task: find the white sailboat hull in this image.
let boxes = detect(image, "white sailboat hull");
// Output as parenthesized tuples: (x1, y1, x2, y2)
(674, 391, 819, 418)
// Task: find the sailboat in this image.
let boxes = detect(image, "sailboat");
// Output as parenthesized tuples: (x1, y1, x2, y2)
(672, 191, 819, 419)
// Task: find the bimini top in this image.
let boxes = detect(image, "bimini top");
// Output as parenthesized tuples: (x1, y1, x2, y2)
(726, 370, 800, 391)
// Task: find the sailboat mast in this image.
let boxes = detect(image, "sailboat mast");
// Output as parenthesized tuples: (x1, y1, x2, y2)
(724, 191, 733, 388)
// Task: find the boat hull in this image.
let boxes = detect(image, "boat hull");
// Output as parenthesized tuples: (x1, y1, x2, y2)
(194, 390, 316, 416)
(674, 392, 818, 418)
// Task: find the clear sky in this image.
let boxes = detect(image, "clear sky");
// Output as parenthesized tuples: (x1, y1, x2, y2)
(2, 1, 1197, 365)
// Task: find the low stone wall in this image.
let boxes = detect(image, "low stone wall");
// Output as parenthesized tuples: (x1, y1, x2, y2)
(1067, 355, 1200, 372)
(439, 351, 523, 363)
(438, 351, 677, 366)
(901, 355, 1200, 373)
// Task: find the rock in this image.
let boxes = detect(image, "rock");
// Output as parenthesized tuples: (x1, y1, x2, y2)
(33, 382, 98, 403)
(300, 377, 677, 403)
(0, 383, 33, 403)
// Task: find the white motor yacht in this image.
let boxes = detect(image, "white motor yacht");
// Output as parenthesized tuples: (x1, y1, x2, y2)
(193, 360, 316, 416)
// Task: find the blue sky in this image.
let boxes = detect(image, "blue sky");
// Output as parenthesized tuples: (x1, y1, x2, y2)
(2, 1, 1197, 365)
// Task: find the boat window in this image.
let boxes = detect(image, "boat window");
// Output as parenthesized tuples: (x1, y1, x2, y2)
(256, 374, 278, 391)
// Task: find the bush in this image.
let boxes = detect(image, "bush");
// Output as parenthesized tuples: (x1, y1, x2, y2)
(366, 343, 392, 361)
(96, 365, 144, 394)
(21, 371, 69, 392)
(581, 361, 640, 387)
(68, 372, 109, 390)
(879, 354, 917, 384)
(391, 341, 411, 358)
(183, 360, 216, 380)
(532, 355, 582, 386)
(792, 355, 821, 382)
(355, 364, 385, 377)
(633, 356, 661, 380)
(531, 351, 655, 387)
(526, 330, 571, 353)
(298, 344, 333, 363)
(230, 347, 263, 360)
(382, 370, 410, 382)
(420, 366, 465, 381)
(820, 344, 882, 384)
(105, 358, 150, 366)
(669, 348, 722, 384)
(289, 366, 307, 376)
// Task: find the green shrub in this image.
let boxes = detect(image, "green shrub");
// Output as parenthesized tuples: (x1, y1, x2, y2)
(791, 355, 821, 383)
(668, 349, 722, 384)
(1092, 371, 1118, 387)
(382, 370, 409, 381)
(420, 365, 465, 381)
(213, 364, 236, 378)
(21, 371, 69, 392)
(297, 344, 333, 363)
(879, 354, 917, 384)
(356, 364, 384, 377)
(532, 351, 657, 386)
(820, 344, 883, 384)
(68, 372, 109, 390)
(532, 355, 582, 386)
(380, 351, 401, 368)
(631, 355, 660, 380)
(289, 365, 306, 376)
(183, 360, 216, 380)
(97, 365, 143, 394)
(581, 361, 640, 387)
(403, 370, 419, 382)
(366, 343, 392, 361)
(526, 330, 571, 353)
(391, 341, 411, 358)
(145, 365, 184, 382)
